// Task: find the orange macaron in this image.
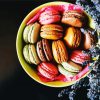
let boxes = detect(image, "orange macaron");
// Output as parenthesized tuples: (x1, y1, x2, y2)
(64, 27, 81, 49)
(40, 24, 63, 40)
(52, 40, 68, 63)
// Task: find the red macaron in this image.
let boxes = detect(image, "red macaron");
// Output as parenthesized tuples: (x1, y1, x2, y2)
(37, 62, 58, 80)
(70, 50, 90, 64)
(39, 9, 61, 25)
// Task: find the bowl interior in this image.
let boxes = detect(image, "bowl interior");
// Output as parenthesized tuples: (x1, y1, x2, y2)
(16, 1, 95, 87)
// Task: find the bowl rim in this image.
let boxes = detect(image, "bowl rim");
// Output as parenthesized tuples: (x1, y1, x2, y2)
(16, 1, 95, 87)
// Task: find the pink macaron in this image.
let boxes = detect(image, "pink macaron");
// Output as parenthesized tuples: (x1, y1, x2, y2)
(39, 9, 61, 25)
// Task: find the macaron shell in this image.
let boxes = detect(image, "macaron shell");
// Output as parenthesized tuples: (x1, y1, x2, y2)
(23, 45, 31, 63)
(31, 22, 41, 43)
(63, 11, 84, 17)
(40, 10, 60, 17)
(23, 25, 31, 43)
(41, 24, 63, 32)
(64, 27, 81, 48)
(40, 31, 63, 40)
(58, 65, 77, 77)
(52, 41, 60, 63)
(68, 61, 82, 71)
(62, 17, 83, 27)
(52, 40, 68, 63)
(36, 40, 47, 62)
(40, 15, 61, 25)
(62, 61, 82, 72)
(28, 24, 33, 43)
(42, 39, 53, 61)
(29, 45, 40, 65)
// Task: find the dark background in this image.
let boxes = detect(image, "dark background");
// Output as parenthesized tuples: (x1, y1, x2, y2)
(0, 0, 88, 100)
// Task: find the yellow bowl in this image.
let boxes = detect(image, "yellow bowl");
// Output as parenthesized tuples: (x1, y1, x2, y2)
(16, 1, 95, 87)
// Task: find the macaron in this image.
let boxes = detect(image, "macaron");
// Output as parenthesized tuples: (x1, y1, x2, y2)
(52, 40, 68, 63)
(61, 10, 86, 27)
(70, 50, 90, 64)
(83, 31, 95, 50)
(64, 27, 81, 48)
(39, 9, 61, 25)
(36, 39, 53, 62)
(38, 62, 58, 80)
(23, 22, 41, 43)
(58, 65, 77, 77)
(62, 61, 82, 72)
(40, 24, 63, 40)
(23, 44, 40, 65)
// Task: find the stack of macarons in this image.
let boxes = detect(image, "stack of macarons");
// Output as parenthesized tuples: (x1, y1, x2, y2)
(22, 4, 96, 82)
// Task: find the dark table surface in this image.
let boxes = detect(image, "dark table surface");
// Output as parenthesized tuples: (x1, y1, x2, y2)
(0, 0, 99, 100)
(0, 1, 70, 100)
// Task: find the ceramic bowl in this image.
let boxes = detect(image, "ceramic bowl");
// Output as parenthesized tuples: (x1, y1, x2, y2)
(16, 2, 96, 87)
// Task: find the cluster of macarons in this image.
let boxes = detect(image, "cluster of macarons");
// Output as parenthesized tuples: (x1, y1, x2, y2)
(23, 7, 95, 82)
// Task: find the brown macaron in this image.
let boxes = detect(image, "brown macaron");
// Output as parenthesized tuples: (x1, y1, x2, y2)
(36, 39, 53, 62)
(64, 27, 81, 49)
(36, 40, 46, 62)
(52, 40, 68, 63)
(83, 31, 96, 50)
(61, 10, 86, 27)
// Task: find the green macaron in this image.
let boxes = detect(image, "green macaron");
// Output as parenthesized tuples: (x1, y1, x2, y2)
(61, 61, 82, 72)
(23, 22, 41, 43)
(58, 65, 76, 77)
(23, 44, 40, 65)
